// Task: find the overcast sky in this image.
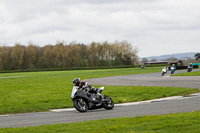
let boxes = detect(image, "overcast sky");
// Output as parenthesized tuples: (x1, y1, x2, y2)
(0, 0, 200, 57)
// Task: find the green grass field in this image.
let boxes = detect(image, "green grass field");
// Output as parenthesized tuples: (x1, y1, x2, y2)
(1, 111, 200, 133)
(0, 67, 200, 115)
(172, 70, 200, 76)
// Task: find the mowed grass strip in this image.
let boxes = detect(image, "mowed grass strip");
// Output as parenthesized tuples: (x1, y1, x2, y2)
(103, 86, 199, 103)
(1, 111, 200, 133)
(172, 70, 200, 76)
(0, 67, 199, 115)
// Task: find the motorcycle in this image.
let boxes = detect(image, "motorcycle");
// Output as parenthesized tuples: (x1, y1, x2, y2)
(170, 66, 176, 74)
(71, 86, 114, 112)
(161, 67, 168, 76)
(187, 66, 193, 72)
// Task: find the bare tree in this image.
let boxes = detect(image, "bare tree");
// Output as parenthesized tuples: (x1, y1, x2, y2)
(165, 57, 178, 61)
(150, 58, 157, 62)
(141, 58, 148, 64)
(26, 44, 37, 69)
(11, 43, 25, 69)
(195, 53, 200, 60)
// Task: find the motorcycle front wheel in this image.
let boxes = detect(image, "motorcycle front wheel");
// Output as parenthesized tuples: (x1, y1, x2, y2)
(162, 72, 164, 76)
(73, 98, 88, 112)
(102, 95, 114, 110)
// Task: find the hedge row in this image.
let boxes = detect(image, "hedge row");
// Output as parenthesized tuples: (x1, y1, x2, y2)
(0, 64, 167, 73)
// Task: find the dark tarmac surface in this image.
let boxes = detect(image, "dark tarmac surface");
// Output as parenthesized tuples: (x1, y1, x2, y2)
(1, 69, 200, 128)
(86, 69, 200, 89)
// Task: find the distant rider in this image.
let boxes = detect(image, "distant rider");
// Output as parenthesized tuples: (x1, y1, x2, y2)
(187, 63, 193, 72)
(188, 63, 193, 68)
(171, 64, 176, 69)
(170, 64, 176, 74)
(72, 78, 97, 94)
(162, 66, 168, 71)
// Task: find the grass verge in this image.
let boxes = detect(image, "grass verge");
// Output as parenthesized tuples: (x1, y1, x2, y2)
(1, 111, 200, 133)
(172, 70, 200, 76)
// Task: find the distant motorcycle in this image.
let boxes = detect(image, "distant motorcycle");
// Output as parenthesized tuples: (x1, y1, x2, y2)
(187, 66, 193, 72)
(71, 86, 114, 112)
(170, 66, 176, 74)
(161, 67, 168, 76)
(187, 64, 193, 72)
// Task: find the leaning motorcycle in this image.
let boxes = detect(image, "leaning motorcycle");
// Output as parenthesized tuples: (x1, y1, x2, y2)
(71, 86, 114, 112)
(161, 67, 168, 76)
(170, 66, 176, 74)
(187, 66, 193, 72)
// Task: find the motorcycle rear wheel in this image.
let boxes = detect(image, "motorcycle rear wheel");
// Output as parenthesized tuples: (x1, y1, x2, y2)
(102, 95, 114, 110)
(74, 98, 88, 112)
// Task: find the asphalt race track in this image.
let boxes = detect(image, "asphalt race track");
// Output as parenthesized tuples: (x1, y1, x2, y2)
(86, 69, 200, 89)
(1, 69, 200, 128)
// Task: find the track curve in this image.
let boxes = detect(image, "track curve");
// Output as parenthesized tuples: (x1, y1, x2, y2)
(86, 69, 200, 89)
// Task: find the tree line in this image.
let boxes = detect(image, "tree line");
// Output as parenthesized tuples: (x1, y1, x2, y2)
(0, 41, 139, 71)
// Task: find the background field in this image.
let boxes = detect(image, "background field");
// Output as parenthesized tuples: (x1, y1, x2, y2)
(0, 67, 199, 115)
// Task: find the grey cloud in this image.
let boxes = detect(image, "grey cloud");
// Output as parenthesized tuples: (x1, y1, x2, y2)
(0, 0, 200, 57)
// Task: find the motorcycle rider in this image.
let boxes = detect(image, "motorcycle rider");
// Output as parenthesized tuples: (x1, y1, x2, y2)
(187, 63, 193, 72)
(72, 78, 97, 94)
(170, 64, 176, 74)
(161, 66, 168, 76)
(162, 66, 168, 71)
(188, 63, 193, 68)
